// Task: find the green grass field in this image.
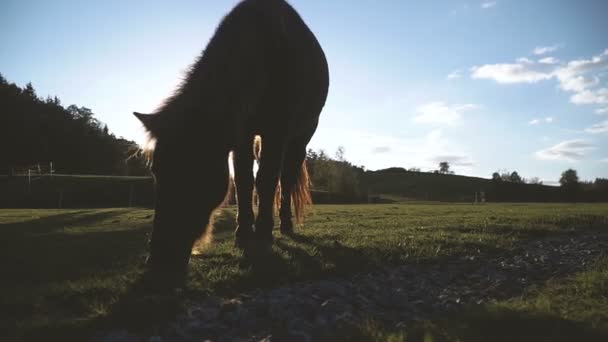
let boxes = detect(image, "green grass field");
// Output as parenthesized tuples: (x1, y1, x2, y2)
(1, 203, 607, 341)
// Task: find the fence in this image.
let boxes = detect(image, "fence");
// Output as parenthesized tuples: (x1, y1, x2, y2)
(0, 174, 344, 209)
(11, 162, 56, 186)
(0, 174, 155, 208)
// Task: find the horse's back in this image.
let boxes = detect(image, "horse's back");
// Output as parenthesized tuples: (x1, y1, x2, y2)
(217, 0, 329, 138)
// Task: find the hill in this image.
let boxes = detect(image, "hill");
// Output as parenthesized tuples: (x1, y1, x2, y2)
(364, 168, 607, 202)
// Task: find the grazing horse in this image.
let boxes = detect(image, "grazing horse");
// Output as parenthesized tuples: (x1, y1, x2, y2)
(134, 0, 329, 287)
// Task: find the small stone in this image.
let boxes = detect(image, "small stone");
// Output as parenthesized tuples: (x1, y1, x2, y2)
(287, 330, 311, 342)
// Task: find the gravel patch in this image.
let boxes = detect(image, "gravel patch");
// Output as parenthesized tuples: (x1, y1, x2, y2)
(93, 230, 608, 342)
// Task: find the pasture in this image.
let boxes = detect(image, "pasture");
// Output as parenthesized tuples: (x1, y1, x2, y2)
(1, 203, 607, 341)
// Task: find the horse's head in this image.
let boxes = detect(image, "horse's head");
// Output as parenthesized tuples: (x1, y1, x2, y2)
(134, 111, 229, 288)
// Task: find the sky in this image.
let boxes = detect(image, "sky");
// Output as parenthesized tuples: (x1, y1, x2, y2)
(1, 0, 607, 184)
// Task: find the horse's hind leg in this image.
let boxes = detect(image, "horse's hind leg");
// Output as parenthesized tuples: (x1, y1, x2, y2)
(279, 139, 308, 234)
(233, 136, 256, 248)
(254, 135, 286, 243)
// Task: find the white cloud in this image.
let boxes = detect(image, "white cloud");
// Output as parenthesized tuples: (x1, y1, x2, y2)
(470, 62, 553, 84)
(538, 57, 559, 64)
(554, 49, 608, 93)
(517, 57, 534, 64)
(558, 75, 599, 93)
(481, 1, 497, 9)
(585, 120, 608, 134)
(529, 117, 553, 125)
(559, 49, 608, 74)
(597, 107, 608, 114)
(447, 69, 462, 80)
(471, 48, 608, 112)
(535, 139, 595, 161)
(570, 88, 608, 105)
(414, 102, 480, 125)
(533, 45, 561, 55)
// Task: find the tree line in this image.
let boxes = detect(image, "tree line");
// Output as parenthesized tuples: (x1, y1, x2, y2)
(0, 73, 147, 175)
(305, 152, 608, 203)
(2, 73, 605, 203)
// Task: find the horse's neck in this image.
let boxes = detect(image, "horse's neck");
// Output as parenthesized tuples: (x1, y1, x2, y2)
(161, 87, 233, 151)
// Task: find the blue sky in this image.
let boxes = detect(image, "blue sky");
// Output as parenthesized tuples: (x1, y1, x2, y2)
(2, 0, 607, 183)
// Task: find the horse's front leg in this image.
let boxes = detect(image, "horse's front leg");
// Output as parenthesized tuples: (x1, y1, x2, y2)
(233, 136, 256, 248)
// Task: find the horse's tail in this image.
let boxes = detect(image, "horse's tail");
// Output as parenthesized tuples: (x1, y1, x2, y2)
(291, 160, 312, 223)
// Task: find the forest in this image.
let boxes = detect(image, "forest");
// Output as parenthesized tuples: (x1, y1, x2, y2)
(0, 73, 147, 176)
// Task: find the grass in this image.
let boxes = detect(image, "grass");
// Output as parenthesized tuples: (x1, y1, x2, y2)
(0, 203, 607, 341)
(350, 257, 608, 342)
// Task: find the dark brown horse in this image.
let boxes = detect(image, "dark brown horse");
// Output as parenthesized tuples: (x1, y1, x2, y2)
(134, 0, 329, 287)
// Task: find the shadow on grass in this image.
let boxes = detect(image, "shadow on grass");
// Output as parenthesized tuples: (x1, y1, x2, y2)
(0, 210, 149, 283)
(0, 209, 131, 237)
(442, 306, 608, 342)
(278, 232, 372, 275)
(0, 210, 151, 342)
(344, 306, 608, 342)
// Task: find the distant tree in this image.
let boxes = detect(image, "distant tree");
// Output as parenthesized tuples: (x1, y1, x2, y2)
(560, 168, 580, 202)
(527, 177, 543, 185)
(23, 82, 37, 100)
(560, 169, 579, 187)
(408, 167, 421, 172)
(335, 146, 346, 162)
(305, 148, 365, 201)
(595, 178, 608, 189)
(307, 149, 318, 161)
(509, 171, 523, 183)
(492, 172, 502, 182)
(318, 149, 328, 161)
(439, 161, 450, 174)
(67, 104, 80, 118)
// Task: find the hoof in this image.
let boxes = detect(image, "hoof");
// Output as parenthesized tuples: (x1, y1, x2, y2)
(137, 268, 186, 294)
(280, 225, 294, 236)
(234, 236, 253, 250)
(279, 218, 295, 235)
(256, 236, 274, 250)
(243, 237, 273, 258)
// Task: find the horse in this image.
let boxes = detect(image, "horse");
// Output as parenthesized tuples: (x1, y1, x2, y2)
(133, 0, 329, 288)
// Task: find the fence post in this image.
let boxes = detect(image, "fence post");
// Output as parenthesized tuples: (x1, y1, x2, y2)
(129, 184, 134, 207)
